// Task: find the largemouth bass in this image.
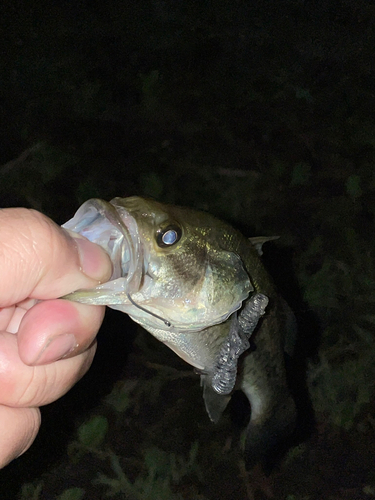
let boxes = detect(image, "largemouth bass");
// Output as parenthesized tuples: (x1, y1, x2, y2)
(63, 197, 296, 467)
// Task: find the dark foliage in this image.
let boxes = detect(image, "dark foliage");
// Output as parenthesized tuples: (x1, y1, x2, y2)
(1, 1, 374, 498)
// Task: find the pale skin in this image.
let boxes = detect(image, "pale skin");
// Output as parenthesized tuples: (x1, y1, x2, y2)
(0, 208, 112, 468)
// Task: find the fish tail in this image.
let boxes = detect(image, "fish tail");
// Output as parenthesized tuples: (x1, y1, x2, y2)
(244, 393, 296, 470)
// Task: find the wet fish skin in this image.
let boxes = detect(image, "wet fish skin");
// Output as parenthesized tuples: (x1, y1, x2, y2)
(63, 197, 296, 468)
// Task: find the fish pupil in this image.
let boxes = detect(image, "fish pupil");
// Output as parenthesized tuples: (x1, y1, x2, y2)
(162, 229, 177, 245)
(157, 224, 182, 247)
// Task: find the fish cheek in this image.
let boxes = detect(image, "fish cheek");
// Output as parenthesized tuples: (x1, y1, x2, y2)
(161, 242, 208, 289)
(147, 243, 206, 298)
(172, 247, 207, 285)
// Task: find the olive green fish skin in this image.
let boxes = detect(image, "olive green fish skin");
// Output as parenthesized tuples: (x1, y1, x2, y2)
(64, 197, 296, 468)
(140, 200, 296, 468)
(193, 221, 296, 469)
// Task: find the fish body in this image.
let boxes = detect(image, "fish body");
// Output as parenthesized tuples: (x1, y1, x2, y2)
(63, 197, 296, 467)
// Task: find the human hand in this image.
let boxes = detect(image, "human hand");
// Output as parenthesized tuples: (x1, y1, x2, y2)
(0, 207, 112, 468)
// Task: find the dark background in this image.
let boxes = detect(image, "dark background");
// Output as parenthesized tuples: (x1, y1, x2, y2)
(1, 1, 375, 498)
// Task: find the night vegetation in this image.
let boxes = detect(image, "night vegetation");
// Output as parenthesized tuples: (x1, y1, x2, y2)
(1, 0, 374, 498)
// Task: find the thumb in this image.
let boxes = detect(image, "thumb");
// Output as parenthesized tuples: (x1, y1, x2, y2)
(0, 208, 112, 306)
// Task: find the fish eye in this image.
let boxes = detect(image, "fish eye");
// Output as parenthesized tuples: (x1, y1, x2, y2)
(156, 224, 182, 248)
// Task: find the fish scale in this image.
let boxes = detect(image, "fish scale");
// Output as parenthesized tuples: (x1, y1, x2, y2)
(63, 196, 296, 469)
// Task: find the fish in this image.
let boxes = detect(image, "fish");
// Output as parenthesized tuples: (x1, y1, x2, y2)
(62, 196, 296, 468)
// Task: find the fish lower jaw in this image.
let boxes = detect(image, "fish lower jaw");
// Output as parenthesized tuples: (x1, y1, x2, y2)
(138, 324, 213, 371)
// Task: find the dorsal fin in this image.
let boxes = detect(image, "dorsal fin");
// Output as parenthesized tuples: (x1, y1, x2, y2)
(248, 236, 279, 256)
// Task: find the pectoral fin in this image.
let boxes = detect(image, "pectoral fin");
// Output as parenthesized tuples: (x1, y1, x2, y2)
(201, 374, 231, 423)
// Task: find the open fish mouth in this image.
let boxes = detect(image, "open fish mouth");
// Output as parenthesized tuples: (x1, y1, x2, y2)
(62, 198, 144, 302)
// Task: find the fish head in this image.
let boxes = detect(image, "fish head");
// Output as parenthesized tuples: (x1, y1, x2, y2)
(63, 196, 252, 332)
